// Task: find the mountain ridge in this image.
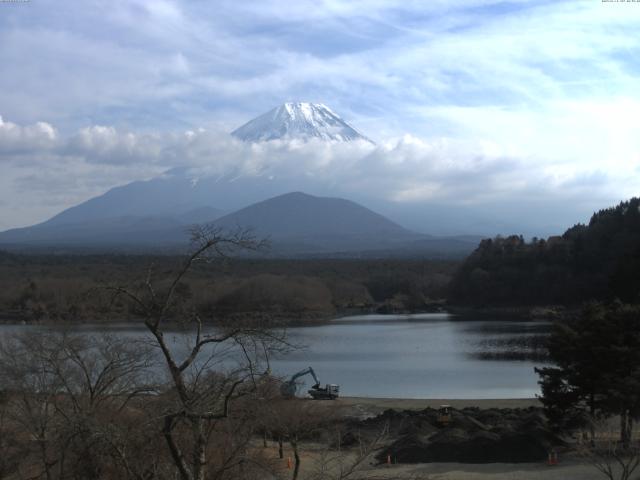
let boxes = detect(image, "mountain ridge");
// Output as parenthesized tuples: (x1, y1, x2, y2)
(0, 191, 480, 257)
(213, 191, 412, 238)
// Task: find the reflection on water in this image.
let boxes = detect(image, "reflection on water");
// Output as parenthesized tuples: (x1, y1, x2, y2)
(471, 335, 549, 361)
(0, 313, 551, 399)
(457, 319, 552, 362)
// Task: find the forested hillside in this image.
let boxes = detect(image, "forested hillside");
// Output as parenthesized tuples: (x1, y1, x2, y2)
(0, 253, 455, 323)
(449, 198, 640, 306)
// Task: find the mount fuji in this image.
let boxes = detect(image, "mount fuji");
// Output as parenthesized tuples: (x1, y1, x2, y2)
(231, 102, 373, 143)
(0, 103, 480, 256)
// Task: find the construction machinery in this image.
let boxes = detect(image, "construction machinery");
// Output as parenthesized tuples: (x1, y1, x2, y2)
(437, 405, 451, 426)
(280, 366, 340, 400)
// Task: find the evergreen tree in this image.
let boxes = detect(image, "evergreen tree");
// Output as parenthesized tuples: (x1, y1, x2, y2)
(450, 197, 640, 305)
(537, 303, 640, 448)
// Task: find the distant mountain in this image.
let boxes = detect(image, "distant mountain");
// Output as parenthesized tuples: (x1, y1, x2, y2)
(0, 191, 480, 257)
(0, 205, 226, 248)
(215, 192, 408, 238)
(211, 191, 413, 252)
(179, 206, 225, 225)
(211, 192, 479, 256)
(231, 102, 373, 143)
(40, 171, 231, 228)
(26, 101, 371, 229)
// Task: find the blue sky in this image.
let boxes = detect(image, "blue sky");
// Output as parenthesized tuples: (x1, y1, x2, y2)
(0, 0, 639, 232)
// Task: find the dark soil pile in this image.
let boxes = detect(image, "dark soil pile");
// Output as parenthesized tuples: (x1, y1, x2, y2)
(358, 407, 562, 464)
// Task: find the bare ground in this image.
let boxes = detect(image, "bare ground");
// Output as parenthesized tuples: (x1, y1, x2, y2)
(337, 459, 602, 480)
(276, 444, 603, 480)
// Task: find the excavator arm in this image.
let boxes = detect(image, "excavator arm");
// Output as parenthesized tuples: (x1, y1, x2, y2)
(280, 366, 320, 397)
(305, 367, 320, 387)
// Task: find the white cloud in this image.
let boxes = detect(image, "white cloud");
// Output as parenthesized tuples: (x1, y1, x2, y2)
(417, 97, 640, 189)
(68, 126, 166, 164)
(2, 0, 639, 135)
(0, 116, 57, 154)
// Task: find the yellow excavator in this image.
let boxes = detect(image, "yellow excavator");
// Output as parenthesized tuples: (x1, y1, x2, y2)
(280, 366, 340, 400)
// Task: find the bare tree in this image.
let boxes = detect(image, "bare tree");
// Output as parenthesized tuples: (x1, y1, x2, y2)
(0, 391, 20, 480)
(260, 398, 354, 480)
(578, 418, 640, 480)
(108, 226, 287, 480)
(0, 331, 155, 480)
(305, 422, 396, 480)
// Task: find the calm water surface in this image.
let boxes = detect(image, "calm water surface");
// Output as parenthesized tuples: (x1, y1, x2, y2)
(0, 313, 550, 399)
(271, 313, 550, 399)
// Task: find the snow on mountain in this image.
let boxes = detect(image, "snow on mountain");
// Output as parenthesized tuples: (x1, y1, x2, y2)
(231, 102, 373, 143)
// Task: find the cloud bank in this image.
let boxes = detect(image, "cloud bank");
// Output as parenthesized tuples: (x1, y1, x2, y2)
(0, 114, 635, 234)
(0, 0, 639, 232)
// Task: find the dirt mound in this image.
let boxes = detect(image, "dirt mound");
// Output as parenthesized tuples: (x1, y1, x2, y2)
(395, 430, 550, 463)
(347, 408, 440, 440)
(367, 407, 561, 464)
(379, 434, 430, 463)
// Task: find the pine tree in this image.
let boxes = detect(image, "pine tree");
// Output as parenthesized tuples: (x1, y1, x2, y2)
(537, 303, 640, 448)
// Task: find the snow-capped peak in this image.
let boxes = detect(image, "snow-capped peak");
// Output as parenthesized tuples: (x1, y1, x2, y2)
(231, 102, 373, 143)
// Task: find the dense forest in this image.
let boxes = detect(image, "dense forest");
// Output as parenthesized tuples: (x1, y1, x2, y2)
(449, 197, 640, 306)
(0, 252, 455, 323)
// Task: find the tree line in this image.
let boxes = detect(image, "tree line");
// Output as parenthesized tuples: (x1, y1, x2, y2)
(0, 252, 455, 324)
(449, 197, 640, 306)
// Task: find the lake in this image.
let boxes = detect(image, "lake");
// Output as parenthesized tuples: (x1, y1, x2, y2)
(0, 313, 551, 399)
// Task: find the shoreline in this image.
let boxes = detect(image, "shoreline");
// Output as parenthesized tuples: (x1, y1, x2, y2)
(0, 305, 562, 326)
(314, 397, 543, 419)
(337, 396, 541, 410)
